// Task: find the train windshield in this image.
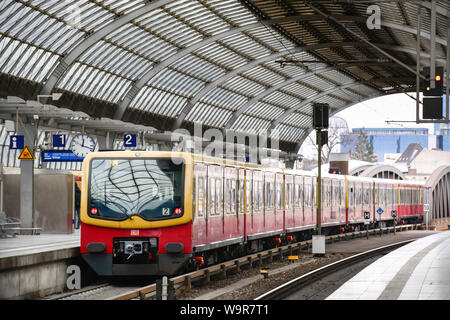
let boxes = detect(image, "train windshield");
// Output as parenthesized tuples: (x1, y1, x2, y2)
(88, 158, 184, 220)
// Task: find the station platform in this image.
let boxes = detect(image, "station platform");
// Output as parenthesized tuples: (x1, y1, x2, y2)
(0, 230, 80, 260)
(326, 230, 450, 300)
(0, 231, 80, 299)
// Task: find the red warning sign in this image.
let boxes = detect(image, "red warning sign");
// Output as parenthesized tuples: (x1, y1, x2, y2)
(18, 145, 35, 160)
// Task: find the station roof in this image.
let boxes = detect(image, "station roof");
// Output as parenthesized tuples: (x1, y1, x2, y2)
(0, 0, 448, 153)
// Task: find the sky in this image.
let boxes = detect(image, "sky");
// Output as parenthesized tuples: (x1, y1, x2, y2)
(299, 93, 439, 159)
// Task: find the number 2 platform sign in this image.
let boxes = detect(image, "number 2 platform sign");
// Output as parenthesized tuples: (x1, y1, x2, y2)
(124, 134, 137, 148)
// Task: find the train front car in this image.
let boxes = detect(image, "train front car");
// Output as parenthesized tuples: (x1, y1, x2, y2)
(80, 151, 193, 276)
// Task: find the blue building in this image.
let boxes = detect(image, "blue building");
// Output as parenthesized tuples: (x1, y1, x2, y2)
(340, 128, 429, 162)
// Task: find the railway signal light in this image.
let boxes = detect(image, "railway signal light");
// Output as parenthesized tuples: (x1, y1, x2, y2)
(313, 103, 329, 129)
(329, 168, 340, 174)
(422, 66, 444, 97)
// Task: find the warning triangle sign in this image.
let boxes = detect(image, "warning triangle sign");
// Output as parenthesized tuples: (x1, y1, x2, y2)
(18, 144, 35, 160)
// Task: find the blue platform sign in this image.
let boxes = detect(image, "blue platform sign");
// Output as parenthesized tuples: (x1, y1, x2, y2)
(10, 135, 24, 149)
(124, 134, 137, 148)
(52, 134, 66, 147)
(377, 208, 384, 215)
(41, 150, 84, 162)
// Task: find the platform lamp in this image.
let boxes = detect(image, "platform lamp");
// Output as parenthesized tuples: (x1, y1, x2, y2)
(312, 103, 329, 256)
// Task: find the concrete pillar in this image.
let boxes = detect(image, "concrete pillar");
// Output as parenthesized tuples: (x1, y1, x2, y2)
(18, 121, 36, 230)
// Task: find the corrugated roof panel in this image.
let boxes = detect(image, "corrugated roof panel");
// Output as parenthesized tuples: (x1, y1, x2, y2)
(280, 81, 318, 99)
(166, 0, 231, 37)
(231, 114, 271, 133)
(240, 65, 286, 87)
(221, 32, 272, 60)
(79, 40, 153, 80)
(170, 54, 227, 83)
(206, 0, 259, 27)
(194, 41, 249, 70)
(148, 68, 206, 97)
(200, 87, 248, 111)
(221, 75, 267, 98)
(58, 62, 132, 103)
(186, 103, 232, 127)
(246, 101, 284, 120)
(282, 112, 311, 128)
(262, 91, 300, 110)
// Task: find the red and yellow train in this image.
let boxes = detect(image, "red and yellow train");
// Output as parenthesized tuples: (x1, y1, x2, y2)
(80, 151, 424, 276)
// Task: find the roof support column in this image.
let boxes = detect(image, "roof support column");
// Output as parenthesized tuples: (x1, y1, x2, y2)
(18, 120, 36, 231)
(430, 0, 437, 89)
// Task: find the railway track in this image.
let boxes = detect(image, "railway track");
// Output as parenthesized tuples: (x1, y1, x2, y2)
(46, 224, 421, 300)
(254, 239, 414, 300)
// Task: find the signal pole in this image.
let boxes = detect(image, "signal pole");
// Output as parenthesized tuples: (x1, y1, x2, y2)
(317, 128, 322, 236)
(312, 103, 329, 256)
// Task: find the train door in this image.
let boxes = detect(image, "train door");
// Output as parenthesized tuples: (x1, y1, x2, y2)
(303, 177, 312, 226)
(245, 169, 253, 238)
(387, 183, 393, 221)
(264, 171, 275, 233)
(275, 172, 284, 233)
(354, 181, 362, 222)
(338, 179, 345, 224)
(312, 176, 317, 227)
(377, 183, 387, 222)
(294, 175, 304, 228)
(347, 180, 355, 223)
(192, 163, 207, 247)
(322, 178, 331, 224)
(330, 178, 340, 224)
(207, 165, 223, 244)
(285, 174, 294, 231)
(362, 182, 371, 221)
(237, 168, 246, 239)
(224, 166, 238, 241)
(252, 170, 264, 235)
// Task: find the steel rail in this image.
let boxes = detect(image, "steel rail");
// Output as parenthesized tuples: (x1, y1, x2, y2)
(254, 239, 416, 300)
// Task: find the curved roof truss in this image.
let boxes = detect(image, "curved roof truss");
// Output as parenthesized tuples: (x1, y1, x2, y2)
(0, 0, 448, 153)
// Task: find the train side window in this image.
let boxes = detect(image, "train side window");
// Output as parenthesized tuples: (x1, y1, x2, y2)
(276, 182, 282, 210)
(216, 176, 222, 215)
(257, 179, 263, 211)
(349, 185, 353, 206)
(209, 177, 216, 216)
(198, 177, 204, 217)
(253, 179, 259, 211)
(239, 179, 245, 214)
(304, 183, 310, 207)
(287, 183, 292, 209)
(246, 172, 252, 213)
